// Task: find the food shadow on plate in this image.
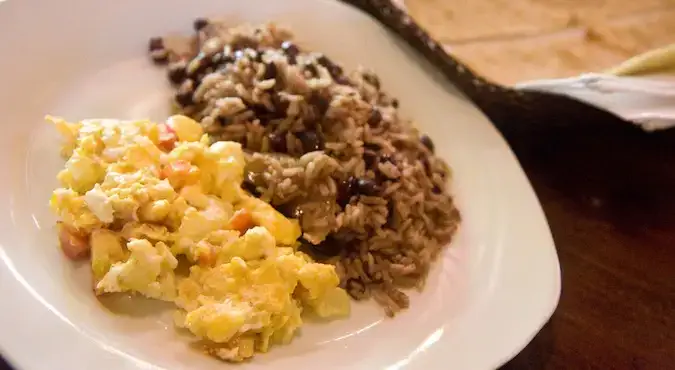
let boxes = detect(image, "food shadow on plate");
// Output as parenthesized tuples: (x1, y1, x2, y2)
(93, 256, 193, 318)
(97, 293, 175, 318)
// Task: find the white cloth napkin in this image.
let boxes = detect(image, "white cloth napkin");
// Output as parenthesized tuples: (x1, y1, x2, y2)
(516, 74, 675, 132)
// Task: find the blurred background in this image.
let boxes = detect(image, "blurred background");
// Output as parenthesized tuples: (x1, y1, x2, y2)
(404, 0, 675, 84)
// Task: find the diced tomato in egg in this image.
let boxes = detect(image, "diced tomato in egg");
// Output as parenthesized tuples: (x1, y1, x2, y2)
(228, 209, 254, 235)
(161, 160, 191, 177)
(161, 160, 200, 188)
(157, 123, 177, 151)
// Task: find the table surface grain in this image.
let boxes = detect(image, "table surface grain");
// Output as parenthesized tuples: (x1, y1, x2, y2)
(498, 120, 675, 369)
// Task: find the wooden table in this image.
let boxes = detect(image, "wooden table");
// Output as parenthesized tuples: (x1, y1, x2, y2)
(497, 120, 675, 369)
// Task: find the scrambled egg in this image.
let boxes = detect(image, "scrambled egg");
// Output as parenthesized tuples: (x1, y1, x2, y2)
(49, 115, 350, 361)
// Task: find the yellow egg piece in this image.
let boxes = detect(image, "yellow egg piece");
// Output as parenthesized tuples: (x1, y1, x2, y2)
(49, 115, 350, 362)
(167, 115, 204, 142)
(236, 196, 301, 246)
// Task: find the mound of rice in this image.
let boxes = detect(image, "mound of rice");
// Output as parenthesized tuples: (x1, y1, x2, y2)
(149, 20, 461, 316)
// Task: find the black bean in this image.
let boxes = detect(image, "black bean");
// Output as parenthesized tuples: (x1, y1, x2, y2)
(298, 240, 338, 261)
(276, 203, 302, 219)
(242, 178, 260, 196)
(213, 53, 234, 70)
(259, 110, 283, 123)
(334, 75, 350, 85)
(274, 203, 291, 217)
(272, 94, 289, 117)
(363, 151, 378, 169)
(363, 143, 380, 152)
(297, 242, 316, 259)
(150, 49, 169, 65)
(223, 53, 235, 63)
(317, 55, 343, 79)
(391, 98, 399, 108)
(380, 154, 394, 164)
(239, 134, 248, 148)
(308, 93, 330, 117)
(148, 37, 164, 52)
(218, 117, 232, 126)
(193, 18, 209, 31)
(304, 62, 319, 78)
(167, 61, 187, 84)
(355, 178, 380, 196)
(420, 134, 435, 153)
(262, 62, 277, 80)
(175, 79, 194, 106)
(337, 177, 356, 207)
(291, 205, 303, 218)
(367, 108, 382, 127)
(363, 72, 381, 89)
(297, 130, 324, 153)
(281, 41, 300, 59)
(267, 132, 287, 152)
(422, 157, 433, 177)
(175, 90, 193, 107)
(249, 103, 268, 116)
(316, 55, 332, 68)
(329, 66, 344, 79)
(256, 116, 272, 127)
(250, 105, 275, 126)
(386, 201, 396, 227)
(311, 236, 344, 258)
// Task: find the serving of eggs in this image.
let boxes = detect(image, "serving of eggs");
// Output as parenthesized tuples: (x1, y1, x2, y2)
(48, 115, 350, 362)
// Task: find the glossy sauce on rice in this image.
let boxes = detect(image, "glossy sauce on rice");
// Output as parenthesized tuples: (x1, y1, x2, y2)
(149, 20, 461, 316)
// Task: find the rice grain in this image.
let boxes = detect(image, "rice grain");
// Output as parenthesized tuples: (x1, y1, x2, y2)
(151, 21, 461, 316)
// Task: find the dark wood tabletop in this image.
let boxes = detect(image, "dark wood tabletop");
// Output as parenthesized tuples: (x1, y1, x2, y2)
(498, 120, 675, 369)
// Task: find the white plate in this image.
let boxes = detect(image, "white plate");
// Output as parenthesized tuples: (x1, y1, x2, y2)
(0, 0, 560, 369)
